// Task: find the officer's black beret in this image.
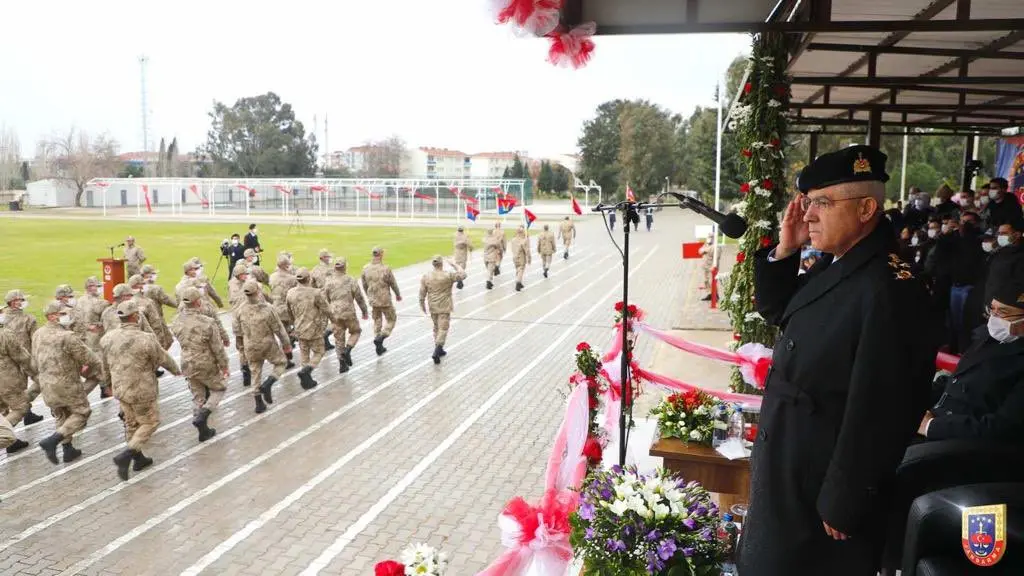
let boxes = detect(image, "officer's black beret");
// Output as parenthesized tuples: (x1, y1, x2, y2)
(990, 251, 1024, 308)
(796, 144, 890, 194)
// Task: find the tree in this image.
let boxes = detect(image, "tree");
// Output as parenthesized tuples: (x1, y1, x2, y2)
(617, 100, 677, 197)
(156, 137, 167, 177)
(552, 164, 570, 193)
(36, 128, 121, 206)
(361, 135, 407, 177)
(167, 137, 180, 177)
(0, 125, 20, 191)
(118, 163, 145, 178)
(578, 100, 627, 198)
(199, 92, 318, 177)
(508, 154, 529, 179)
(538, 160, 554, 192)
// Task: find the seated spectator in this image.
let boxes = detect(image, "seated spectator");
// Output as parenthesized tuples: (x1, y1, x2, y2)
(918, 252, 1024, 442)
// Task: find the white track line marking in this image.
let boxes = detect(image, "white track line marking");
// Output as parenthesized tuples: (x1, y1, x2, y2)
(52, 253, 619, 576)
(296, 247, 658, 575)
(0, 252, 609, 555)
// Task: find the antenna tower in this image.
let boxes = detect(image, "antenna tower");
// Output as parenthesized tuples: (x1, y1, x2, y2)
(139, 55, 151, 174)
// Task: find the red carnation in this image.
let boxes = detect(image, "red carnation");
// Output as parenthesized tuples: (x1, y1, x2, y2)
(742, 148, 752, 158)
(577, 342, 591, 352)
(760, 236, 773, 248)
(773, 85, 787, 98)
(733, 332, 742, 341)
(739, 182, 750, 194)
(627, 304, 638, 316)
(770, 138, 781, 148)
(743, 82, 752, 95)
(736, 251, 746, 263)
(588, 392, 599, 410)
(614, 301, 624, 312)
(375, 561, 405, 576)
(583, 436, 603, 463)
(762, 179, 774, 190)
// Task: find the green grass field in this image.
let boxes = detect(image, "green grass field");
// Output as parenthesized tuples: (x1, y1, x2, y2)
(0, 217, 491, 319)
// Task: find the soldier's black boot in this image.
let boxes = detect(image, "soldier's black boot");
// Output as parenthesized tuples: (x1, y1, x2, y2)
(6, 439, 29, 454)
(374, 336, 386, 356)
(338, 359, 349, 374)
(439, 346, 447, 357)
(39, 432, 64, 464)
(515, 282, 524, 292)
(432, 345, 443, 365)
(260, 376, 277, 404)
(100, 386, 113, 399)
(543, 269, 548, 278)
(285, 350, 296, 370)
(113, 448, 136, 481)
(323, 331, 335, 351)
(242, 365, 252, 387)
(133, 451, 154, 472)
(486, 280, 493, 290)
(298, 366, 317, 390)
(155, 369, 165, 377)
(456, 280, 464, 289)
(118, 411, 125, 422)
(564, 251, 569, 260)
(62, 442, 82, 463)
(254, 395, 267, 414)
(23, 408, 44, 425)
(193, 408, 216, 442)
(343, 345, 353, 367)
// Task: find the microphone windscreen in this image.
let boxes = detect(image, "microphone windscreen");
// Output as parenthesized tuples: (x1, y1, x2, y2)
(720, 213, 748, 239)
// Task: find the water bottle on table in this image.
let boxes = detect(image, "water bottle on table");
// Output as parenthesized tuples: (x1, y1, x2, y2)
(720, 512, 740, 575)
(712, 404, 729, 448)
(727, 406, 744, 441)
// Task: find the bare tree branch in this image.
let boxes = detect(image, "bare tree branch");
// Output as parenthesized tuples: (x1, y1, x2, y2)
(36, 128, 121, 206)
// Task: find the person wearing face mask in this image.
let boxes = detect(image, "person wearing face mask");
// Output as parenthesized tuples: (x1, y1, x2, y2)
(128, 275, 174, 357)
(33, 301, 102, 465)
(140, 264, 178, 318)
(901, 189, 933, 230)
(243, 248, 271, 286)
(2, 290, 44, 425)
(932, 184, 959, 221)
(176, 258, 225, 310)
(244, 223, 263, 266)
(918, 253, 1024, 441)
(983, 177, 1023, 232)
(225, 233, 246, 274)
(74, 277, 113, 397)
(0, 306, 38, 453)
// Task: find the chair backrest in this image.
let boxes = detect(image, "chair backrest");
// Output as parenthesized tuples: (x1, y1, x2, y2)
(902, 482, 1024, 576)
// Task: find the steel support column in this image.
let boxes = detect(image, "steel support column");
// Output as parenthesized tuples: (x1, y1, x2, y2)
(867, 109, 882, 148)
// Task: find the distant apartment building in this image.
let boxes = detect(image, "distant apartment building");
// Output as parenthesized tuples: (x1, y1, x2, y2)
(403, 147, 471, 179)
(470, 151, 526, 179)
(337, 146, 373, 173)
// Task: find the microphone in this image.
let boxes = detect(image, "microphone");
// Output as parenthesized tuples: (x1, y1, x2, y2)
(113, 243, 125, 248)
(660, 192, 748, 239)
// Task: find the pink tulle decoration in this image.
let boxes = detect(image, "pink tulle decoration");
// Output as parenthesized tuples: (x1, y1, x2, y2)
(492, 0, 563, 37)
(547, 23, 596, 69)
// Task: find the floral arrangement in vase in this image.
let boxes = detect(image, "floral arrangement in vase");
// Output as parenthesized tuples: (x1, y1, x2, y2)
(569, 341, 610, 470)
(570, 465, 727, 576)
(374, 543, 448, 576)
(649, 391, 735, 446)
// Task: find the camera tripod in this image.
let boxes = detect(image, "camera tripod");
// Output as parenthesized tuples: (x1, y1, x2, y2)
(289, 204, 306, 234)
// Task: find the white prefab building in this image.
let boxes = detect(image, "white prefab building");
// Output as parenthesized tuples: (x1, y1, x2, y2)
(404, 147, 472, 179)
(470, 152, 523, 179)
(25, 179, 79, 207)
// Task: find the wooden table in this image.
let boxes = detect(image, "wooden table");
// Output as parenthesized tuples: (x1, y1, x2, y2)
(650, 437, 751, 514)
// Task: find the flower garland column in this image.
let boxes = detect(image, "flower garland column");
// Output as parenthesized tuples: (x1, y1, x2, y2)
(722, 32, 790, 394)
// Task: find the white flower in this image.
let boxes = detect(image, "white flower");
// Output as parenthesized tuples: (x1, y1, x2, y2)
(745, 311, 764, 323)
(754, 219, 772, 230)
(768, 99, 781, 108)
(689, 429, 702, 441)
(651, 501, 671, 519)
(730, 292, 741, 303)
(607, 499, 630, 516)
(727, 121, 737, 130)
(756, 188, 772, 198)
(733, 201, 748, 214)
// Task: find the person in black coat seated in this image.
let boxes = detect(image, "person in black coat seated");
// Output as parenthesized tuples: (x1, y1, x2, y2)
(918, 252, 1024, 441)
(960, 219, 1024, 350)
(737, 146, 938, 576)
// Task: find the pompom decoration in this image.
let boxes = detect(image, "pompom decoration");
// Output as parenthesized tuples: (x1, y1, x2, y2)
(492, 0, 563, 37)
(547, 22, 597, 69)
(736, 342, 774, 389)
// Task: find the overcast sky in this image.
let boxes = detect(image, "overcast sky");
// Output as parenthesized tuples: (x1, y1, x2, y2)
(0, 0, 750, 159)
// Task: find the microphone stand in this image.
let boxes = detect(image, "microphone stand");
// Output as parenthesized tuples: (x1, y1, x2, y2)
(592, 199, 681, 466)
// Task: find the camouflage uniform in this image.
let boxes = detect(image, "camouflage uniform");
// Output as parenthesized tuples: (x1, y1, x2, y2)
(237, 280, 291, 413)
(510, 227, 532, 291)
(537, 225, 557, 277)
(453, 228, 473, 289)
(0, 322, 36, 452)
(310, 249, 337, 352)
(103, 300, 181, 480)
(558, 217, 576, 258)
(102, 284, 154, 335)
(270, 254, 299, 329)
(34, 301, 102, 464)
(286, 268, 330, 389)
(323, 258, 368, 373)
(141, 264, 179, 318)
(4, 290, 45, 425)
(244, 249, 272, 286)
(123, 236, 146, 278)
(170, 288, 228, 442)
(482, 233, 503, 289)
(129, 274, 174, 350)
(492, 223, 508, 275)
(176, 259, 225, 309)
(229, 262, 265, 387)
(419, 256, 466, 363)
(0, 414, 14, 450)
(361, 247, 402, 355)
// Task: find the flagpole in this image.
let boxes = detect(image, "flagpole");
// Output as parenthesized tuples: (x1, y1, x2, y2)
(712, 75, 724, 269)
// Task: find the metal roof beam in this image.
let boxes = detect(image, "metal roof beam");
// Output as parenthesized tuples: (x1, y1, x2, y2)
(790, 103, 1024, 111)
(804, 43, 1024, 60)
(792, 76, 1024, 86)
(595, 18, 1023, 35)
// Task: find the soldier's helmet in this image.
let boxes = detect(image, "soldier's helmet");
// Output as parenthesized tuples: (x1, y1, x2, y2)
(85, 276, 101, 289)
(4, 289, 25, 304)
(543, 224, 550, 231)
(141, 264, 157, 275)
(243, 248, 256, 258)
(333, 257, 348, 270)
(112, 284, 133, 299)
(431, 255, 443, 267)
(232, 262, 249, 278)
(55, 284, 74, 298)
(295, 267, 311, 282)
(276, 254, 291, 267)
(43, 300, 65, 317)
(457, 226, 464, 232)
(116, 300, 140, 319)
(180, 287, 204, 305)
(242, 279, 260, 296)
(127, 275, 145, 289)
(318, 248, 331, 260)
(371, 246, 383, 258)
(183, 260, 199, 274)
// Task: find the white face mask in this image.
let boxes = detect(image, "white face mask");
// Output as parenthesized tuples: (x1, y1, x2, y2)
(18, 299, 28, 310)
(65, 297, 76, 307)
(990, 190, 1001, 200)
(927, 229, 939, 239)
(58, 315, 74, 327)
(910, 236, 920, 246)
(232, 239, 239, 246)
(998, 235, 1012, 248)
(982, 242, 994, 253)
(148, 274, 158, 283)
(251, 229, 258, 235)
(195, 267, 204, 276)
(980, 196, 991, 207)
(941, 224, 951, 234)
(987, 315, 1021, 343)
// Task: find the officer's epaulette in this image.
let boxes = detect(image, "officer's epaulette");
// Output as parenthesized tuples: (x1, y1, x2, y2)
(887, 253, 914, 280)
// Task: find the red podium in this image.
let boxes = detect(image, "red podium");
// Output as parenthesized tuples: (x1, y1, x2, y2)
(97, 258, 126, 303)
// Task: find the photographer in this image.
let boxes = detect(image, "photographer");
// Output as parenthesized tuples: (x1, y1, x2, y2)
(223, 234, 246, 275)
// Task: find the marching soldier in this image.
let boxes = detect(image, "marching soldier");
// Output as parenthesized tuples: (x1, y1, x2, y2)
(244, 249, 272, 286)
(103, 300, 181, 481)
(492, 222, 508, 275)
(176, 258, 225, 309)
(361, 247, 402, 356)
(510, 225, 532, 291)
(324, 257, 369, 373)
(55, 284, 77, 309)
(270, 253, 298, 368)
(483, 232, 502, 290)
(237, 279, 292, 413)
(453, 226, 473, 289)
(35, 301, 102, 465)
(418, 256, 466, 364)
(286, 268, 330, 389)
(129, 274, 174, 352)
(537, 224, 557, 278)
(124, 235, 147, 278)
(229, 262, 265, 387)
(0, 312, 37, 453)
(0, 414, 15, 452)
(310, 249, 336, 352)
(3, 290, 43, 425)
(74, 277, 112, 397)
(170, 288, 229, 443)
(102, 284, 154, 335)
(558, 216, 576, 259)
(141, 264, 179, 317)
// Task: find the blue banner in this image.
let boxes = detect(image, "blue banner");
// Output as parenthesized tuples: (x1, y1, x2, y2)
(995, 137, 1024, 197)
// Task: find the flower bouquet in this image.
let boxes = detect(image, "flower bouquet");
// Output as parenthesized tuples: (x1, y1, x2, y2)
(570, 466, 727, 576)
(374, 543, 448, 576)
(649, 391, 734, 446)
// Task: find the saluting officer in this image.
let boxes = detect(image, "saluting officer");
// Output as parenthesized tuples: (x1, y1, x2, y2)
(419, 256, 466, 364)
(737, 146, 939, 576)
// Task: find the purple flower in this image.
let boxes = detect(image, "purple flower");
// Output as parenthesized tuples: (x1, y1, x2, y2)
(579, 501, 595, 520)
(682, 547, 695, 558)
(645, 551, 664, 574)
(657, 539, 677, 561)
(701, 528, 714, 542)
(695, 505, 708, 516)
(600, 488, 613, 500)
(623, 525, 633, 537)
(606, 539, 627, 553)
(585, 527, 595, 540)
(645, 529, 661, 542)
(612, 464, 623, 474)
(683, 518, 697, 531)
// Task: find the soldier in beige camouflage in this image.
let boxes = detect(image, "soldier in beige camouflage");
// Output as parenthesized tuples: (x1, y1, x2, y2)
(492, 222, 508, 275)
(310, 248, 336, 352)
(238, 279, 292, 413)
(537, 224, 557, 278)
(558, 216, 576, 259)
(123, 235, 147, 278)
(229, 262, 262, 387)
(270, 253, 299, 369)
(482, 232, 503, 290)
(361, 246, 402, 355)
(74, 277, 113, 397)
(141, 264, 179, 318)
(0, 414, 15, 451)
(102, 284, 154, 336)
(3, 290, 43, 425)
(55, 284, 77, 309)
(510, 225, 532, 292)
(419, 255, 466, 364)
(243, 249, 272, 286)
(171, 288, 229, 443)
(176, 258, 225, 309)
(102, 300, 181, 481)
(35, 301, 102, 465)
(129, 274, 174, 354)
(453, 226, 473, 290)
(0, 311, 37, 453)
(324, 257, 369, 374)
(286, 267, 330, 389)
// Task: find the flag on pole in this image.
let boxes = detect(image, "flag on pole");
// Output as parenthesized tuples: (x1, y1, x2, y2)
(142, 185, 153, 214)
(466, 205, 480, 221)
(523, 208, 537, 228)
(273, 185, 292, 196)
(570, 195, 582, 215)
(497, 194, 518, 215)
(414, 191, 436, 203)
(189, 184, 210, 208)
(626, 184, 636, 202)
